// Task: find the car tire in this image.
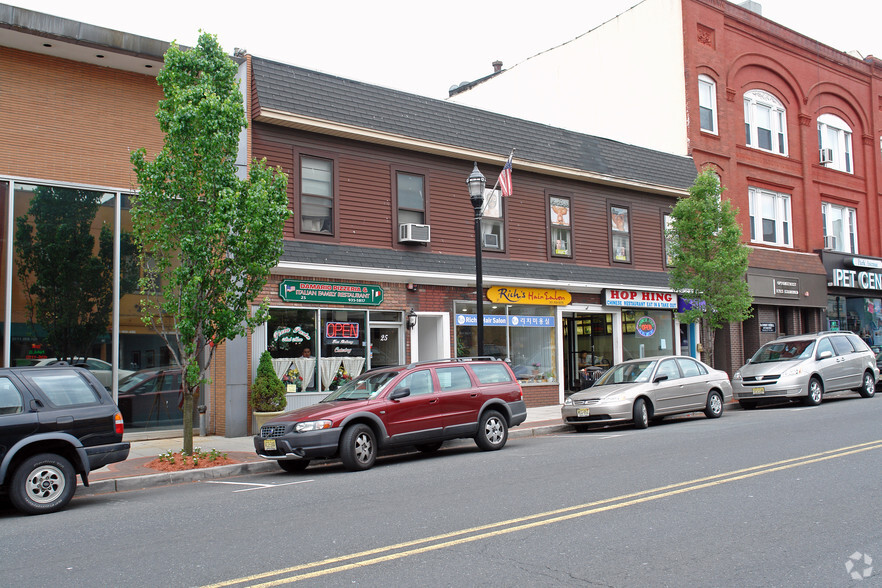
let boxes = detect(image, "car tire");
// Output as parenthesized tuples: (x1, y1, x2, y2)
(738, 400, 757, 410)
(340, 424, 377, 471)
(803, 377, 823, 406)
(857, 371, 876, 398)
(415, 442, 443, 453)
(573, 424, 589, 433)
(278, 459, 310, 473)
(475, 410, 508, 451)
(633, 398, 649, 429)
(9, 453, 77, 515)
(704, 390, 724, 419)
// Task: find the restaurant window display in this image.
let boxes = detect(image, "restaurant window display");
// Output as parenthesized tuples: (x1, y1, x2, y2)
(621, 310, 675, 360)
(455, 302, 556, 383)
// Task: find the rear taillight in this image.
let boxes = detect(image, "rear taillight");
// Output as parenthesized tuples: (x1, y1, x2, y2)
(114, 411, 125, 435)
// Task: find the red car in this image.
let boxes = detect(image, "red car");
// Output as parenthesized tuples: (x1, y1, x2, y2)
(254, 358, 526, 472)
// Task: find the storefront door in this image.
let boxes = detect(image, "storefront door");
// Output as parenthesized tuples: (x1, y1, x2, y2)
(563, 313, 613, 393)
(370, 326, 401, 369)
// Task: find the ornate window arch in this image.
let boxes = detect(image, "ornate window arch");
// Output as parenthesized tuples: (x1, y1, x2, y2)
(743, 90, 787, 155)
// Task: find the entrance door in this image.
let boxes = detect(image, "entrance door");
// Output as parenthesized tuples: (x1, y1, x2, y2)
(370, 326, 401, 369)
(563, 313, 614, 394)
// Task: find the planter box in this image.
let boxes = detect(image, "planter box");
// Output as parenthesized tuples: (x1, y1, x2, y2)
(252, 409, 285, 434)
(285, 392, 326, 411)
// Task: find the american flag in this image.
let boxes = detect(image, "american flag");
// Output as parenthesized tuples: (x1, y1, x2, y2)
(498, 152, 513, 197)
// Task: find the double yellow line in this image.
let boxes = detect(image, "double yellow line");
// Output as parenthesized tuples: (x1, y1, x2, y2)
(206, 439, 882, 587)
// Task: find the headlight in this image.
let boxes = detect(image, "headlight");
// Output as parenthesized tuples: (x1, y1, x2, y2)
(563, 397, 573, 406)
(732, 370, 742, 380)
(295, 420, 332, 433)
(781, 366, 803, 378)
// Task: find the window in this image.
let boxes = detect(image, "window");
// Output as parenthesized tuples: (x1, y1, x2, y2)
(397, 172, 426, 225)
(393, 370, 433, 396)
(698, 75, 717, 134)
(656, 359, 681, 381)
(300, 156, 333, 234)
(437, 366, 472, 391)
(470, 363, 514, 385)
(0, 378, 23, 415)
(748, 187, 792, 247)
(549, 196, 571, 257)
(817, 114, 853, 173)
(481, 188, 504, 250)
(821, 202, 857, 253)
(611, 205, 631, 262)
(744, 90, 787, 155)
(663, 213, 674, 266)
(29, 371, 100, 407)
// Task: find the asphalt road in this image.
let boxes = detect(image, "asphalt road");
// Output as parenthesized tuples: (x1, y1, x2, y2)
(2, 393, 880, 587)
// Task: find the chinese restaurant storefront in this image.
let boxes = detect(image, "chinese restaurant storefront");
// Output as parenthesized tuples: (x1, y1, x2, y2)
(604, 289, 678, 362)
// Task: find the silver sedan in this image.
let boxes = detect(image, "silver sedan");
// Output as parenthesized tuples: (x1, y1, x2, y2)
(562, 355, 732, 431)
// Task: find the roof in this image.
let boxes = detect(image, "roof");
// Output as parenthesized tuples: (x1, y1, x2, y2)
(250, 56, 697, 192)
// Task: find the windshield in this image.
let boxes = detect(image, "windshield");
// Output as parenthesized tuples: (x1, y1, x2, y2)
(322, 370, 400, 401)
(118, 371, 155, 393)
(750, 340, 815, 363)
(595, 360, 656, 386)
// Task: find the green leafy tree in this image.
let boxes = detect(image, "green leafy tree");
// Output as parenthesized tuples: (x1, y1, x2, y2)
(251, 351, 286, 412)
(130, 33, 289, 452)
(667, 169, 752, 367)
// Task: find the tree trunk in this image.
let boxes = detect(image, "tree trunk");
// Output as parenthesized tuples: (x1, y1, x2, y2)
(182, 388, 198, 455)
(701, 318, 716, 369)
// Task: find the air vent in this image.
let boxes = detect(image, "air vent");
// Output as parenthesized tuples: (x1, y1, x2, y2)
(399, 223, 430, 244)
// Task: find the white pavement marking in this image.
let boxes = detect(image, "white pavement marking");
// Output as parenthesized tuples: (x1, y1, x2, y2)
(205, 480, 314, 493)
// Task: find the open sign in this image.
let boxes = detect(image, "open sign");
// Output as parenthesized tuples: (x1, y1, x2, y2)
(325, 322, 360, 340)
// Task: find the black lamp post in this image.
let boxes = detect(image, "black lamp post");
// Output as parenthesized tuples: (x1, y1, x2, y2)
(467, 162, 487, 356)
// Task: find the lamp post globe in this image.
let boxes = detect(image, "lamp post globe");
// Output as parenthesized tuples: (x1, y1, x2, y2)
(466, 162, 486, 356)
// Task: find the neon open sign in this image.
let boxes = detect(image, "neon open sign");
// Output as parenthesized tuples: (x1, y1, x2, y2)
(325, 322, 360, 340)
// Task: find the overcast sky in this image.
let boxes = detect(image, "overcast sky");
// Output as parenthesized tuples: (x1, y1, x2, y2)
(13, 0, 882, 99)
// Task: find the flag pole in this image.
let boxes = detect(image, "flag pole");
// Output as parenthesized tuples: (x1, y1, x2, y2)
(480, 148, 515, 214)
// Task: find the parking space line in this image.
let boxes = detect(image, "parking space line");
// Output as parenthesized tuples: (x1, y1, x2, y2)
(205, 480, 314, 493)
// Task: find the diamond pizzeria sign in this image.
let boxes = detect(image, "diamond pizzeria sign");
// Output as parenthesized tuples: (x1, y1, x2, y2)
(279, 280, 384, 306)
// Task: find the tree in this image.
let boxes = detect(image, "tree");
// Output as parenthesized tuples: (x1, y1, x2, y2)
(251, 351, 286, 412)
(667, 169, 752, 367)
(130, 32, 289, 452)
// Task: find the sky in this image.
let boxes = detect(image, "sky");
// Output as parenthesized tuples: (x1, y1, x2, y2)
(12, 0, 882, 99)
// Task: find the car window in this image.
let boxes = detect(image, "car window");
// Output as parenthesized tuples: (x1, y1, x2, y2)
(394, 370, 434, 396)
(816, 338, 834, 357)
(0, 377, 24, 415)
(656, 359, 681, 381)
(29, 371, 100, 406)
(436, 366, 472, 391)
(470, 363, 513, 384)
(846, 334, 871, 353)
(158, 372, 182, 392)
(676, 358, 706, 377)
(830, 335, 856, 356)
(752, 340, 814, 362)
(598, 360, 655, 385)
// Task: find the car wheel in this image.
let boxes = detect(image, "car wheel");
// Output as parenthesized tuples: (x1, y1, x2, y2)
(573, 424, 589, 433)
(340, 424, 377, 471)
(704, 390, 724, 419)
(415, 442, 443, 453)
(803, 377, 823, 406)
(857, 371, 876, 398)
(633, 398, 649, 429)
(738, 400, 757, 410)
(9, 453, 77, 515)
(475, 410, 508, 451)
(278, 459, 310, 473)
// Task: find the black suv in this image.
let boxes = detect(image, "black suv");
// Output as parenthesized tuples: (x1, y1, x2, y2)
(0, 366, 130, 515)
(254, 357, 527, 472)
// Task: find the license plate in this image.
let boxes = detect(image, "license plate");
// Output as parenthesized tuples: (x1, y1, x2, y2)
(577, 408, 590, 417)
(752, 387, 765, 395)
(264, 439, 277, 451)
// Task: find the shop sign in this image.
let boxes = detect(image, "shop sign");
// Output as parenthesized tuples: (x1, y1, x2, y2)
(455, 314, 556, 327)
(605, 289, 677, 309)
(774, 278, 799, 298)
(279, 280, 383, 305)
(325, 322, 359, 340)
(487, 286, 571, 306)
(635, 316, 656, 337)
(831, 266, 882, 291)
(760, 323, 776, 333)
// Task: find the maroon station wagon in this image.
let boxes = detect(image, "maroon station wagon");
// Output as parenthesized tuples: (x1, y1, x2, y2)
(254, 358, 527, 472)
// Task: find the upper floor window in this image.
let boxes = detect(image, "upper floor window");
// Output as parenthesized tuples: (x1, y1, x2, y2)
(818, 114, 853, 173)
(744, 90, 787, 155)
(698, 75, 717, 134)
(821, 202, 857, 253)
(397, 172, 426, 225)
(481, 188, 504, 251)
(611, 205, 631, 263)
(663, 213, 674, 266)
(300, 156, 333, 234)
(549, 195, 571, 257)
(748, 187, 791, 247)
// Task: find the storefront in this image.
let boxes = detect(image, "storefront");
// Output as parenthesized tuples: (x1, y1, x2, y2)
(604, 289, 679, 362)
(821, 252, 882, 351)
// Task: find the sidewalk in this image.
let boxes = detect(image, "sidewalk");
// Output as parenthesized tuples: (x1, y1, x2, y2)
(78, 405, 568, 497)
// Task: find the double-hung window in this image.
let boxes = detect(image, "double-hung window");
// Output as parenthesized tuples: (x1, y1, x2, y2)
(698, 75, 717, 134)
(549, 196, 571, 257)
(300, 156, 333, 234)
(821, 202, 857, 253)
(748, 187, 792, 247)
(397, 172, 426, 225)
(817, 114, 853, 173)
(611, 205, 631, 262)
(481, 188, 504, 251)
(663, 213, 674, 266)
(744, 90, 787, 155)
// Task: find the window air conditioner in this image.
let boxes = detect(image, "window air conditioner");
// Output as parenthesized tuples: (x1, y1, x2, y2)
(824, 235, 837, 250)
(399, 223, 431, 244)
(819, 148, 834, 165)
(483, 233, 500, 248)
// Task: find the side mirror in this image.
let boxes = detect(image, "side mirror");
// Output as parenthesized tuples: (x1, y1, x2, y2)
(818, 350, 833, 360)
(389, 387, 410, 400)
(653, 375, 669, 383)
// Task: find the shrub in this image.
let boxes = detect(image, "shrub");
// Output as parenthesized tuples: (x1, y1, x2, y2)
(251, 351, 286, 412)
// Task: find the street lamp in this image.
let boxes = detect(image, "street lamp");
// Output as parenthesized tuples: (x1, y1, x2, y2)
(467, 162, 486, 356)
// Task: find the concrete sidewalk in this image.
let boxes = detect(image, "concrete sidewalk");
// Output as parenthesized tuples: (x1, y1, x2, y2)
(78, 405, 568, 497)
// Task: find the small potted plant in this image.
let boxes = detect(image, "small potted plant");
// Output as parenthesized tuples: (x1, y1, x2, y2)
(251, 351, 287, 430)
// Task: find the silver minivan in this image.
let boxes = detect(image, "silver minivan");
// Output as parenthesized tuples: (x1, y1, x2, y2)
(732, 331, 878, 408)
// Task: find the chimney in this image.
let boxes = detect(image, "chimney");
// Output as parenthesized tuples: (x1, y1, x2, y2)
(492, 60, 503, 73)
(738, 1, 762, 15)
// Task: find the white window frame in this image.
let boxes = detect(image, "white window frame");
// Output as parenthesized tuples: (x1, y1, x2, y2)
(698, 75, 717, 134)
(818, 114, 853, 174)
(821, 202, 857, 254)
(744, 90, 788, 156)
(481, 187, 504, 251)
(748, 187, 792, 247)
